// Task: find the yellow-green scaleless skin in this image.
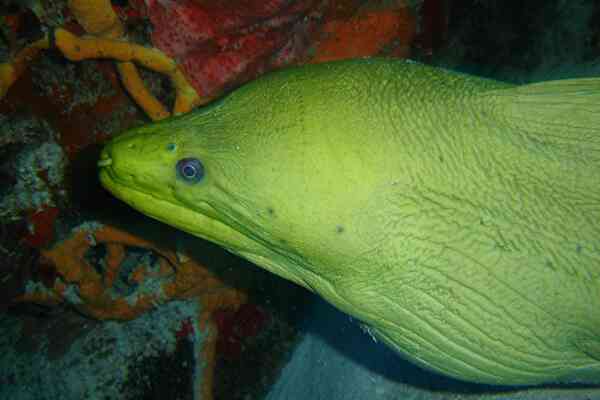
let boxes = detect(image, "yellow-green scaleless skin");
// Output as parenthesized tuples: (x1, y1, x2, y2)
(98, 58, 600, 385)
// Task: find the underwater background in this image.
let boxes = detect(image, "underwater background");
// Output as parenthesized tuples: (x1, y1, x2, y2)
(1, 0, 599, 399)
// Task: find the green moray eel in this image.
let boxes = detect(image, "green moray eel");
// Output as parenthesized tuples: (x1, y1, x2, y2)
(98, 58, 600, 385)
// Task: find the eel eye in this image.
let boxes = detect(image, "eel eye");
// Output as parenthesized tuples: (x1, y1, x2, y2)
(176, 158, 205, 183)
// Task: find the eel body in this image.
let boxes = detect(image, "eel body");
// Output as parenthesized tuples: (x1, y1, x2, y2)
(98, 58, 600, 385)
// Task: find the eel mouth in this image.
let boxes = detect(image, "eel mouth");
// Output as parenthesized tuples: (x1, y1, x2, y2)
(97, 157, 112, 167)
(97, 147, 113, 167)
(98, 150, 314, 292)
(97, 148, 189, 230)
(97, 151, 265, 256)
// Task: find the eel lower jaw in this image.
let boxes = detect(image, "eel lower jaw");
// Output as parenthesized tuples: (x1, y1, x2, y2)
(98, 160, 310, 289)
(97, 163, 266, 258)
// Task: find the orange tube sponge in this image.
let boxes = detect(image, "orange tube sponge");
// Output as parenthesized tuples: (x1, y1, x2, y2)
(0, 36, 49, 98)
(55, 28, 202, 119)
(55, 28, 175, 73)
(68, 0, 124, 38)
(116, 61, 170, 120)
(17, 223, 246, 321)
(67, 0, 184, 119)
(16, 222, 247, 399)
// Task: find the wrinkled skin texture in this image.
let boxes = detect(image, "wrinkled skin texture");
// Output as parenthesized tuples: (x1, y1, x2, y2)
(99, 59, 600, 385)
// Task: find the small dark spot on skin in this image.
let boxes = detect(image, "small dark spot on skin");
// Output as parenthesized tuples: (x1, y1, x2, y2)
(439, 155, 443, 163)
(267, 207, 275, 216)
(494, 242, 508, 252)
(576, 244, 583, 254)
(166, 143, 177, 152)
(336, 225, 344, 234)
